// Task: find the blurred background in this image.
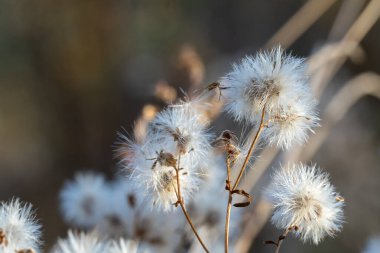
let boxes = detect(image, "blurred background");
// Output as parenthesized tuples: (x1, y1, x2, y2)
(0, 0, 380, 252)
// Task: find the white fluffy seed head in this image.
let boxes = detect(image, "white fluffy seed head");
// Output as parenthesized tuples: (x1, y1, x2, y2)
(132, 209, 182, 253)
(94, 180, 141, 238)
(120, 139, 201, 211)
(261, 96, 319, 149)
(59, 172, 109, 229)
(220, 46, 319, 149)
(148, 103, 212, 167)
(109, 238, 139, 253)
(0, 198, 42, 253)
(265, 164, 344, 244)
(51, 230, 108, 253)
(118, 102, 212, 211)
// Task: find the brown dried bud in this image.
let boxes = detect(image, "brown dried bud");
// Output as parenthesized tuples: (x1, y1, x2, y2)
(0, 229, 8, 246)
(157, 151, 177, 168)
(16, 249, 35, 253)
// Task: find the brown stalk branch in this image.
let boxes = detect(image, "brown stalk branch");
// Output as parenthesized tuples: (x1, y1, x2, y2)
(174, 156, 210, 253)
(224, 106, 267, 253)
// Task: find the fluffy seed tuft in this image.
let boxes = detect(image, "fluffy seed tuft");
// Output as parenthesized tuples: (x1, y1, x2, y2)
(265, 164, 344, 244)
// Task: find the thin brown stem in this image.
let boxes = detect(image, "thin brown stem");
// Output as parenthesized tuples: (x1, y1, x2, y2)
(225, 158, 232, 253)
(224, 106, 267, 253)
(225, 193, 233, 253)
(264, 226, 297, 253)
(232, 106, 266, 191)
(274, 227, 293, 253)
(173, 155, 210, 253)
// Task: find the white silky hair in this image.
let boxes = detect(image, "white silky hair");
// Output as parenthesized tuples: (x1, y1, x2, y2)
(220, 47, 319, 150)
(59, 172, 109, 229)
(265, 164, 344, 244)
(51, 230, 108, 253)
(0, 198, 42, 253)
(119, 102, 213, 212)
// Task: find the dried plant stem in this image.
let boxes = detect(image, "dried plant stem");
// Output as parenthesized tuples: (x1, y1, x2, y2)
(274, 227, 295, 253)
(224, 106, 266, 253)
(225, 158, 232, 253)
(174, 156, 210, 253)
(232, 106, 266, 191)
(225, 193, 233, 253)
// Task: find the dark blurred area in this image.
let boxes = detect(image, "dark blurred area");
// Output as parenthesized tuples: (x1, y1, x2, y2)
(0, 0, 380, 252)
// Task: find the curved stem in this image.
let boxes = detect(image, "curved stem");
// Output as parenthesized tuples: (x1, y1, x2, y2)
(232, 106, 266, 191)
(178, 200, 210, 253)
(174, 155, 210, 253)
(224, 106, 267, 253)
(274, 227, 293, 253)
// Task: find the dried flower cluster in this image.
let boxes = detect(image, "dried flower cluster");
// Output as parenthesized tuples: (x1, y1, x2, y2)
(1, 46, 347, 253)
(119, 103, 213, 211)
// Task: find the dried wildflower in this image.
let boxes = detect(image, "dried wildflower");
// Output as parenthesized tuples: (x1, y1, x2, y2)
(118, 102, 212, 211)
(133, 209, 181, 253)
(220, 47, 319, 149)
(261, 97, 319, 149)
(95, 180, 142, 238)
(214, 130, 241, 164)
(0, 199, 42, 253)
(51, 230, 108, 253)
(109, 238, 139, 253)
(59, 172, 109, 229)
(266, 164, 344, 244)
(149, 104, 212, 165)
(119, 138, 201, 211)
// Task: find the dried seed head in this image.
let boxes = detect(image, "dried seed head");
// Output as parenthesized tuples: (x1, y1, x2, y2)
(156, 151, 177, 168)
(220, 47, 319, 149)
(0, 229, 8, 246)
(59, 172, 109, 229)
(118, 102, 211, 211)
(165, 127, 191, 154)
(0, 199, 42, 252)
(266, 164, 344, 244)
(51, 230, 108, 253)
(214, 130, 241, 163)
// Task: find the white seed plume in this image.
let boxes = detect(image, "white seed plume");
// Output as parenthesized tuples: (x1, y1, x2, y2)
(95, 180, 141, 238)
(0, 198, 42, 253)
(59, 172, 109, 229)
(148, 102, 212, 168)
(50, 230, 108, 253)
(220, 46, 319, 149)
(132, 209, 182, 253)
(118, 102, 212, 211)
(261, 96, 319, 149)
(266, 164, 344, 244)
(109, 238, 139, 253)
